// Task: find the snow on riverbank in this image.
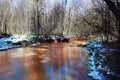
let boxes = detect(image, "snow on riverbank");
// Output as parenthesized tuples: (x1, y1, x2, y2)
(5, 35, 28, 43)
(0, 35, 29, 51)
(82, 41, 105, 80)
(81, 41, 120, 80)
(81, 41, 114, 80)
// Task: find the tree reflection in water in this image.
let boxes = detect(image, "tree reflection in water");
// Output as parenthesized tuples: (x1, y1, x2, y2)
(0, 43, 88, 80)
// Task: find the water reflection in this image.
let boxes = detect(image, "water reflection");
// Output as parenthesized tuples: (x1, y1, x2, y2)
(0, 43, 88, 80)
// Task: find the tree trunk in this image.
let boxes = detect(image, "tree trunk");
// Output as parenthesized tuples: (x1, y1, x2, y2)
(103, 0, 120, 51)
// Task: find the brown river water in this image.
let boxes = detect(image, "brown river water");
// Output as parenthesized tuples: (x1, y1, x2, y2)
(0, 43, 89, 80)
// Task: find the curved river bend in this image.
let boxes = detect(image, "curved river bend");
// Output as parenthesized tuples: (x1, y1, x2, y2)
(0, 43, 89, 80)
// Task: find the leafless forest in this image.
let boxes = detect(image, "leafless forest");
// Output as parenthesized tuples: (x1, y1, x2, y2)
(0, 0, 119, 39)
(0, 0, 120, 80)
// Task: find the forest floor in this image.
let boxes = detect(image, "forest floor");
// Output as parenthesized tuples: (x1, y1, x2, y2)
(0, 34, 120, 80)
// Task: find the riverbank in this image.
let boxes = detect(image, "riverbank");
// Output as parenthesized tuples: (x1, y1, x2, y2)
(80, 41, 120, 80)
(0, 34, 69, 51)
(0, 34, 29, 51)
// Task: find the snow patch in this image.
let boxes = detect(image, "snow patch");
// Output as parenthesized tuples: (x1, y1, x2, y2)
(5, 35, 28, 43)
(0, 34, 28, 51)
(82, 41, 120, 80)
(82, 41, 105, 80)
